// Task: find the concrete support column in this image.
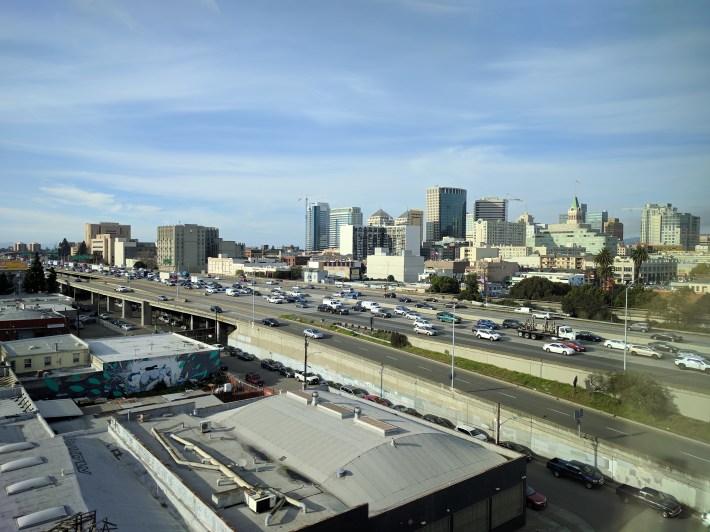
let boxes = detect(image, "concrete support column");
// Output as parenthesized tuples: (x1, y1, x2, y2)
(141, 302, 152, 327)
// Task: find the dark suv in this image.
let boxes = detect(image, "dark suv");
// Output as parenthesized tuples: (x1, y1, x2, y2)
(261, 318, 280, 327)
(502, 319, 522, 329)
(384, 292, 397, 298)
(260, 359, 282, 371)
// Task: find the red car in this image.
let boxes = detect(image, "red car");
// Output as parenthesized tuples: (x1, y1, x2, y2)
(364, 395, 395, 408)
(244, 372, 264, 387)
(561, 340, 586, 352)
(526, 485, 547, 510)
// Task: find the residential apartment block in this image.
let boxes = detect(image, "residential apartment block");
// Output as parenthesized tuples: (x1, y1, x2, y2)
(641, 203, 700, 251)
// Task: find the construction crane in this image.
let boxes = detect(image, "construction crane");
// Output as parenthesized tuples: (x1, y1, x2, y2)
(622, 207, 643, 211)
(298, 195, 326, 250)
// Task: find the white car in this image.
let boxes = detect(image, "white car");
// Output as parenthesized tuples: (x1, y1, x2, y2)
(674, 353, 710, 373)
(603, 339, 628, 350)
(533, 311, 554, 320)
(414, 318, 433, 327)
(543, 342, 575, 356)
(267, 296, 283, 304)
(405, 311, 422, 320)
(414, 324, 437, 336)
(475, 329, 502, 341)
(114, 286, 132, 293)
(304, 328, 324, 339)
(394, 306, 411, 315)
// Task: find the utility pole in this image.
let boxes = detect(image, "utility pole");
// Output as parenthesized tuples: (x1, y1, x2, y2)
(303, 335, 309, 390)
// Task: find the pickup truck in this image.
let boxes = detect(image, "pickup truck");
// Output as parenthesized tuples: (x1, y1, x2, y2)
(615, 485, 683, 518)
(546, 458, 604, 489)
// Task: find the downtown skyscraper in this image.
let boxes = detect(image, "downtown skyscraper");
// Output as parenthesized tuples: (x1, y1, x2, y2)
(425, 186, 467, 242)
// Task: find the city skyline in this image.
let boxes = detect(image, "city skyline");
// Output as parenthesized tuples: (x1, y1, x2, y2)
(2, 1, 709, 247)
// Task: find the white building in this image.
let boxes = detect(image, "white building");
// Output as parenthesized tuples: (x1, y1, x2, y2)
(365, 248, 424, 283)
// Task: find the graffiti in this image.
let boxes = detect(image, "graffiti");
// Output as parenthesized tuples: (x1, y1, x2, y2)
(65, 438, 91, 475)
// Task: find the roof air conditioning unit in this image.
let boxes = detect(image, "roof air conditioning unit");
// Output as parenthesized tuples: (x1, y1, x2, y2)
(244, 490, 276, 513)
(200, 421, 211, 433)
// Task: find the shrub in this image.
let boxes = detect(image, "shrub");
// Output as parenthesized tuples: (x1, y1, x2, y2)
(390, 332, 409, 348)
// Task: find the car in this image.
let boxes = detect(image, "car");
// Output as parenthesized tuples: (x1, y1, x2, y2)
(394, 306, 411, 315)
(398, 297, 413, 303)
(393, 405, 423, 418)
(331, 306, 350, 315)
(261, 317, 280, 327)
(576, 331, 603, 342)
(295, 371, 320, 384)
(156, 295, 169, 301)
(476, 319, 500, 330)
(304, 328, 324, 339)
(278, 366, 296, 378)
(98, 312, 111, 320)
(436, 312, 462, 324)
(627, 344, 663, 359)
(423, 297, 438, 302)
(444, 302, 467, 309)
(422, 414, 456, 430)
(404, 311, 422, 320)
(383, 292, 397, 299)
(317, 304, 330, 312)
(413, 317, 433, 326)
(650, 332, 684, 342)
(120, 323, 136, 331)
(237, 351, 255, 361)
(267, 296, 283, 304)
(498, 441, 534, 462)
(627, 322, 651, 333)
(604, 339, 628, 350)
(560, 340, 586, 352)
(295, 302, 309, 308)
(244, 372, 264, 387)
(475, 329, 502, 341)
(209, 306, 223, 313)
(373, 397, 395, 408)
(648, 341, 678, 354)
(502, 319, 523, 329)
(415, 303, 436, 310)
(260, 359, 283, 371)
(533, 311, 554, 320)
(414, 324, 437, 336)
(543, 342, 575, 356)
(674, 353, 710, 373)
(526, 486, 547, 510)
(455, 424, 492, 441)
(372, 309, 392, 318)
(339, 385, 369, 398)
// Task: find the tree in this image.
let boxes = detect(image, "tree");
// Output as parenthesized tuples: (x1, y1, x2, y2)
(290, 265, 303, 280)
(133, 261, 147, 270)
(76, 241, 88, 256)
(58, 238, 71, 261)
(629, 245, 650, 283)
(459, 273, 482, 301)
(0, 272, 14, 295)
(561, 284, 606, 319)
(508, 277, 570, 301)
(46, 268, 58, 293)
(23, 252, 46, 293)
(688, 263, 710, 280)
(387, 274, 395, 282)
(594, 247, 615, 290)
(429, 275, 460, 294)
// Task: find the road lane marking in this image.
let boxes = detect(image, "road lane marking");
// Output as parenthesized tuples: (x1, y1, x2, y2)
(459, 379, 470, 384)
(498, 392, 517, 398)
(605, 427, 629, 436)
(387, 356, 398, 360)
(681, 452, 710, 464)
(548, 408, 570, 416)
(418, 366, 432, 372)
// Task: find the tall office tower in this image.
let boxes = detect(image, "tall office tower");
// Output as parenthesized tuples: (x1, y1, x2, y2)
(641, 203, 700, 250)
(366, 209, 394, 227)
(157, 224, 219, 272)
(586, 211, 609, 233)
(329, 207, 363, 249)
(604, 218, 624, 241)
(425, 186, 467, 241)
(306, 202, 330, 252)
(395, 209, 424, 244)
(473, 197, 508, 222)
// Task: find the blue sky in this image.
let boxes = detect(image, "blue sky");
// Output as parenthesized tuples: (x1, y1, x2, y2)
(2, 0, 709, 249)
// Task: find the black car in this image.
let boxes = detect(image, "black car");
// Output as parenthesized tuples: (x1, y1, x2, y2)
(278, 366, 296, 378)
(384, 292, 397, 299)
(576, 331, 603, 342)
(502, 319, 523, 329)
(317, 304, 330, 312)
(209, 305, 223, 313)
(331, 307, 350, 315)
(498, 441, 534, 462)
(261, 317, 280, 327)
(648, 341, 679, 354)
(398, 296, 412, 303)
(415, 303, 436, 310)
(650, 332, 684, 342)
(423, 297, 438, 302)
(393, 405, 423, 418)
(260, 359, 283, 371)
(372, 309, 392, 318)
(422, 414, 455, 430)
(444, 302, 467, 309)
(237, 351, 255, 361)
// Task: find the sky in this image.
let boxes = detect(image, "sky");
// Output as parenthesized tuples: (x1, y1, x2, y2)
(2, 0, 709, 249)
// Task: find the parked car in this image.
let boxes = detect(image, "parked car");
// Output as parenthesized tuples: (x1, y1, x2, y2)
(278, 366, 296, 378)
(295, 371, 320, 384)
(546, 458, 604, 489)
(304, 328, 324, 339)
(454, 424, 491, 441)
(244, 372, 264, 387)
(674, 353, 710, 373)
(576, 330, 603, 342)
(423, 414, 456, 430)
(260, 359, 282, 371)
(627, 322, 651, 333)
(476, 319, 500, 330)
(237, 351, 255, 361)
(650, 331, 684, 342)
(475, 329, 502, 341)
(543, 342, 575, 356)
(261, 317, 280, 327)
(647, 341, 678, 354)
(502, 319, 523, 329)
(603, 339, 628, 350)
(339, 385, 369, 398)
(209, 306, 223, 313)
(526, 486, 548, 510)
(393, 405, 423, 418)
(615, 485, 683, 518)
(498, 441, 534, 462)
(560, 340, 586, 352)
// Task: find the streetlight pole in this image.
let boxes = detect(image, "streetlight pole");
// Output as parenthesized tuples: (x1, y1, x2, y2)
(623, 282, 633, 372)
(450, 315, 456, 388)
(303, 335, 309, 390)
(252, 288, 255, 325)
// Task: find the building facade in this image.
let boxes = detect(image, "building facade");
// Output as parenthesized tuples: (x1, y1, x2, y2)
(604, 217, 624, 241)
(471, 219, 526, 247)
(473, 197, 508, 222)
(84, 222, 132, 264)
(425, 186, 467, 241)
(641, 203, 700, 251)
(329, 207, 363, 249)
(306, 202, 330, 252)
(394, 208, 424, 245)
(340, 225, 419, 261)
(156, 224, 220, 273)
(366, 209, 393, 227)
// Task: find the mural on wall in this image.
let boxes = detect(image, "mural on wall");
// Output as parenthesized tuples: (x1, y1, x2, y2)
(26, 350, 221, 400)
(103, 350, 221, 397)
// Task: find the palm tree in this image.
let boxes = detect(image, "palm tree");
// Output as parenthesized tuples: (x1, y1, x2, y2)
(629, 245, 650, 284)
(594, 246, 614, 290)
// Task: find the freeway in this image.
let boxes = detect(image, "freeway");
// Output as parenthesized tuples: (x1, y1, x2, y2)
(60, 273, 710, 477)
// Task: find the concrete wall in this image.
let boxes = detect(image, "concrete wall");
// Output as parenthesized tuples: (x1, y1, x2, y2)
(230, 324, 710, 511)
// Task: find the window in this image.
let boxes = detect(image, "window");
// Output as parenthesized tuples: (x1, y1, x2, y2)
(24, 358, 32, 369)
(73, 354, 80, 363)
(44, 356, 52, 367)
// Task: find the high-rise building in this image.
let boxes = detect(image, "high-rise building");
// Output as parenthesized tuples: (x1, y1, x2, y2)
(641, 203, 700, 251)
(472, 220, 526, 247)
(366, 209, 394, 227)
(473, 197, 508, 222)
(395, 209, 424, 244)
(329, 207, 363, 249)
(425, 186, 467, 241)
(585, 211, 608, 233)
(306, 202, 330, 252)
(157, 224, 220, 272)
(604, 218, 624, 241)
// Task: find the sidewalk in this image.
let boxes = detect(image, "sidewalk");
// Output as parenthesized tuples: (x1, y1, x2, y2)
(522, 504, 595, 531)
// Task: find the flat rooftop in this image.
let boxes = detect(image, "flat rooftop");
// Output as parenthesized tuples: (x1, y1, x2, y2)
(2, 334, 88, 359)
(114, 389, 507, 531)
(88, 333, 215, 363)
